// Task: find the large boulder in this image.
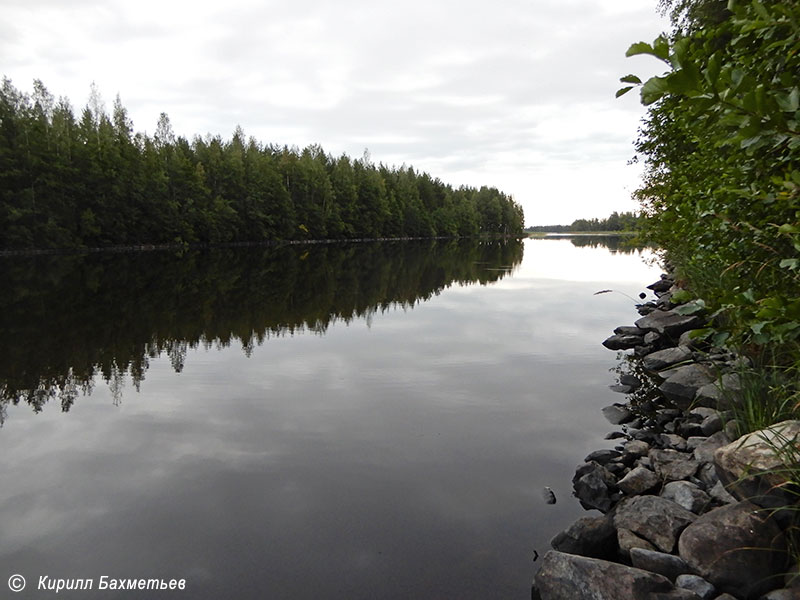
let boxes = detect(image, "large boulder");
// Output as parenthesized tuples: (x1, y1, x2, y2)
(617, 465, 660, 495)
(714, 420, 800, 509)
(678, 501, 788, 599)
(613, 495, 696, 553)
(635, 309, 703, 340)
(573, 461, 617, 513)
(549, 514, 617, 559)
(658, 364, 717, 408)
(642, 346, 694, 372)
(603, 333, 645, 350)
(695, 373, 743, 409)
(630, 547, 691, 581)
(661, 481, 712, 514)
(533, 550, 673, 600)
(692, 430, 730, 464)
(617, 528, 657, 560)
(650, 448, 700, 482)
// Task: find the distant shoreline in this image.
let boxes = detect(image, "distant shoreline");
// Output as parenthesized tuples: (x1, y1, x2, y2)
(527, 231, 638, 238)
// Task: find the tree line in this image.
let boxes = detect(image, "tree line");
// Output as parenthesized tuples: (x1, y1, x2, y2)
(526, 210, 643, 233)
(620, 0, 799, 360)
(0, 78, 524, 250)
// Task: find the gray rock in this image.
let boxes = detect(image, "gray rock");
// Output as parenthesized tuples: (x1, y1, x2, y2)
(678, 329, 707, 348)
(614, 495, 696, 553)
(624, 440, 651, 457)
(658, 364, 717, 408)
(630, 547, 691, 581)
(678, 501, 788, 599)
(645, 331, 663, 345)
(635, 309, 703, 339)
(693, 431, 731, 464)
(679, 421, 706, 438)
(617, 528, 657, 560)
(701, 413, 723, 436)
(650, 449, 700, 481)
(708, 481, 737, 505)
(573, 462, 616, 513)
(643, 346, 694, 372)
(602, 403, 634, 425)
(661, 480, 712, 514)
(603, 334, 644, 350)
(696, 463, 720, 490)
(605, 431, 628, 440)
(533, 550, 673, 600)
(610, 383, 634, 393)
(650, 591, 704, 600)
(585, 449, 622, 464)
(711, 595, 738, 600)
(550, 514, 616, 559)
(675, 574, 717, 599)
(648, 278, 674, 293)
(615, 325, 646, 336)
(617, 465, 660, 495)
(620, 373, 642, 389)
(760, 589, 800, 599)
(660, 433, 689, 451)
(690, 407, 720, 419)
(714, 420, 800, 509)
(695, 373, 743, 410)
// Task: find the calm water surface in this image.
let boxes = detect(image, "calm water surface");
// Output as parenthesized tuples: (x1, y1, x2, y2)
(0, 238, 659, 599)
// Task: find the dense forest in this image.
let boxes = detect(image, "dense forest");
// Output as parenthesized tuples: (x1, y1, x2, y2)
(620, 0, 799, 385)
(0, 78, 524, 250)
(0, 239, 522, 420)
(526, 210, 642, 233)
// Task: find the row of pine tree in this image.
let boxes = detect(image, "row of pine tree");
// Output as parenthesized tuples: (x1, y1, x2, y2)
(0, 78, 525, 250)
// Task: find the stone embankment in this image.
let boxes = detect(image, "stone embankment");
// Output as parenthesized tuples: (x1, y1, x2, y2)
(532, 274, 800, 600)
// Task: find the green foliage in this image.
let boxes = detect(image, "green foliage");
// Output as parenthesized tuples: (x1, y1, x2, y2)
(727, 360, 799, 436)
(0, 78, 524, 250)
(570, 210, 643, 232)
(621, 0, 800, 369)
(526, 210, 644, 233)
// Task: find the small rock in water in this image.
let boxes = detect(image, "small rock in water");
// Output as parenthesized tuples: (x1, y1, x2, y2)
(542, 486, 556, 505)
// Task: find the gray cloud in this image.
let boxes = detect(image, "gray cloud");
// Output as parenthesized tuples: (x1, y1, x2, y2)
(2, 0, 667, 224)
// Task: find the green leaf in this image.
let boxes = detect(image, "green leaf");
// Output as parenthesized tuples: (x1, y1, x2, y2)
(780, 258, 800, 271)
(752, 1, 770, 20)
(776, 88, 800, 112)
(616, 86, 634, 98)
(671, 38, 690, 69)
(653, 35, 670, 61)
(675, 299, 706, 315)
(670, 289, 693, 304)
(626, 42, 655, 58)
(711, 331, 730, 346)
(626, 37, 670, 62)
(620, 74, 642, 85)
(705, 54, 721, 87)
(688, 328, 713, 340)
(641, 76, 670, 105)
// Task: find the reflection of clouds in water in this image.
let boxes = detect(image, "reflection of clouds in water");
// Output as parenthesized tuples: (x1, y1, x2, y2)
(498, 238, 658, 284)
(0, 240, 663, 599)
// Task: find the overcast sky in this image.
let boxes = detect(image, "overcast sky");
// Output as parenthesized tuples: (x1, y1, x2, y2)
(2, 0, 669, 225)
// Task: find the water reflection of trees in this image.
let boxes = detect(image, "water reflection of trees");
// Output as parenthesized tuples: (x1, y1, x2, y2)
(567, 235, 650, 254)
(0, 239, 523, 418)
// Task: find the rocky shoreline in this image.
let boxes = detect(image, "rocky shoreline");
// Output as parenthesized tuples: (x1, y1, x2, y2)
(532, 274, 800, 600)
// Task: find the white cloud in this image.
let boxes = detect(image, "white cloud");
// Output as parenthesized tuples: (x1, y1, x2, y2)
(1, 0, 669, 225)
